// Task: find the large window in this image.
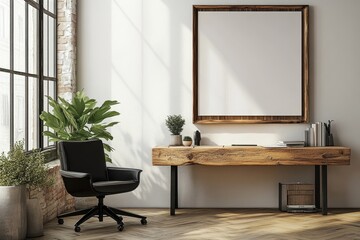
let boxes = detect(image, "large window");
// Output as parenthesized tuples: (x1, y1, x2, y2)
(0, 0, 57, 155)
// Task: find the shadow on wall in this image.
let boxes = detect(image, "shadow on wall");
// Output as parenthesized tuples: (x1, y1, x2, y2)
(105, 0, 195, 205)
(115, 130, 168, 200)
(77, 0, 171, 205)
(106, 0, 309, 207)
(77, 0, 112, 101)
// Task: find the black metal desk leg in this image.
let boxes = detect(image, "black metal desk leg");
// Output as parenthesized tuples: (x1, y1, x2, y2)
(170, 166, 178, 215)
(175, 166, 178, 209)
(321, 165, 328, 215)
(315, 166, 320, 209)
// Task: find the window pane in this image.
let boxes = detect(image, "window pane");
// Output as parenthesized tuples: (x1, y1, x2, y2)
(43, 14, 48, 76)
(43, 79, 48, 111)
(43, 0, 48, 12)
(48, 80, 55, 107)
(28, 5, 38, 74)
(14, 0, 26, 72)
(14, 74, 25, 143)
(1, 1, 57, 153)
(43, 80, 49, 147)
(48, 80, 55, 147)
(48, 17, 55, 77)
(0, 0, 10, 69)
(0, 72, 10, 153)
(49, 0, 55, 14)
(28, 77, 38, 150)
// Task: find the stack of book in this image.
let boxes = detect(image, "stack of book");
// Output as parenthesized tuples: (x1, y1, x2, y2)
(277, 141, 305, 147)
(306, 122, 326, 146)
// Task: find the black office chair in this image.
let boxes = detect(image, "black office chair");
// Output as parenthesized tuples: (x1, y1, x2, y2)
(57, 139, 147, 232)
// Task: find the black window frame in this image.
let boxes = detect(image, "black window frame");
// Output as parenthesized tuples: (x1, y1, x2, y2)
(0, 0, 57, 161)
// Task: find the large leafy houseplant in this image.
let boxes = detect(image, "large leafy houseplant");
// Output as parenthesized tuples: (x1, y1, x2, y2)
(40, 90, 120, 162)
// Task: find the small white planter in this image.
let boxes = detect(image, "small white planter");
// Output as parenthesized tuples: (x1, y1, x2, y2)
(183, 140, 193, 146)
(169, 135, 182, 146)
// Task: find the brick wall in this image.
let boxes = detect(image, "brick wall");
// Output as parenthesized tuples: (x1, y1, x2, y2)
(29, 161, 75, 223)
(58, 0, 77, 101)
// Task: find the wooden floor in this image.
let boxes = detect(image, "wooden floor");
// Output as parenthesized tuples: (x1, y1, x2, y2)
(34, 208, 360, 240)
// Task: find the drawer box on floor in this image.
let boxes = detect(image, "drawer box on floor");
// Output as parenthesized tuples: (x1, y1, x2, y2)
(279, 183, 315, 212)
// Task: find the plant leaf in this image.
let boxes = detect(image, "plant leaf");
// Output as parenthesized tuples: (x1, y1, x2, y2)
(40, 112, 62, 131)
(103, 143, 115, 152)
(43, 131, 63, 142)
(58, 104, 79, 130)
(72, 95, 86, 117)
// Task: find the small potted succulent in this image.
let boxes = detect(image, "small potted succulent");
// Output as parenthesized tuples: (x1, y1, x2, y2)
(165, 114, 185, 146)
(182, 136, 192, 146)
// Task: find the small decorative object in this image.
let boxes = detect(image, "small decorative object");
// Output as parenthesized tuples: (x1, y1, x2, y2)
(304, 128, 309, 147)
(194, 130, 201, 146)
(0, 141, 54, 239)
(182, 136, 193, 146)
(165, 115, 185, 146)
(324, 120, 334, 146)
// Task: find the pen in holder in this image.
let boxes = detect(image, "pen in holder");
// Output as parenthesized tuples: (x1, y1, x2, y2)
(324, 120, 334, 146)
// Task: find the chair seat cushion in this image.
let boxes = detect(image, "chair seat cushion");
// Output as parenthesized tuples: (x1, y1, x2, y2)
(93, 180, 138, 194)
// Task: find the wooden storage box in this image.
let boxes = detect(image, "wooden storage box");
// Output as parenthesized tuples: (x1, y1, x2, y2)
(279, 183, 315, 211)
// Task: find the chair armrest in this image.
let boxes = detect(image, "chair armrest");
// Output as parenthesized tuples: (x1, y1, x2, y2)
(107, 167, 142, 181)
(60, 170, 95, 197)
(60, 170, 90, 179)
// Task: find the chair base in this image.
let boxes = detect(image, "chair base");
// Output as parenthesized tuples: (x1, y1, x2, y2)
(57, 196, 147, 232)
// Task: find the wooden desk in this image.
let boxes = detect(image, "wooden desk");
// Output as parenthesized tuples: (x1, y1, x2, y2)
(152, 146, 351, 215)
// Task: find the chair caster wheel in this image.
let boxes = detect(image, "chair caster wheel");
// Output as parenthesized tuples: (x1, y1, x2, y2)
(141, 218, 147, 225)
(58, 218, 64, 225)
(74, 226, 81, 232)
(117, 223, 124, 231)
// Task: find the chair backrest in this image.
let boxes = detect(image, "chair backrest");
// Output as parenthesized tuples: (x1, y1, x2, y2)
(59, 139, 108, 182)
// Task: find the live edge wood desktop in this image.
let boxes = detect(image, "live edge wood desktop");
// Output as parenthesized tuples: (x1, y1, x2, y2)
(152, 146, 351, 216)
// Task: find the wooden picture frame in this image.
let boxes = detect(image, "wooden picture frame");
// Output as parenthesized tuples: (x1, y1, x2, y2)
(193, 5, 309, 124)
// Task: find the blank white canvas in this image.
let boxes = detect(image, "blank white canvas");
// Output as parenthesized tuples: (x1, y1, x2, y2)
(198, 11, 302, 116)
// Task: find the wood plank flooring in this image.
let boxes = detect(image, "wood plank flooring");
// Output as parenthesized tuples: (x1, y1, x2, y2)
(34, 208, 360, 240)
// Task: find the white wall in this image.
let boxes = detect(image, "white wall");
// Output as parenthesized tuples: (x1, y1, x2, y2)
(78, 0, 360, 208)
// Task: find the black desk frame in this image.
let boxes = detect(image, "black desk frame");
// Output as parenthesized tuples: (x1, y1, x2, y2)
(170, 165, 328, 216)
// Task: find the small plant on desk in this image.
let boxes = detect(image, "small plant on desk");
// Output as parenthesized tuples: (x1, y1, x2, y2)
(165, 115, 185, 146)
(182, 136, 192, 147)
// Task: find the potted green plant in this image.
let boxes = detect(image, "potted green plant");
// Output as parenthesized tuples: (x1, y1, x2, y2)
(165, 115, 185, 146)
(0, 141, 53, 240)
(40, 90, 120, 162)
(182, 136, 193, 146)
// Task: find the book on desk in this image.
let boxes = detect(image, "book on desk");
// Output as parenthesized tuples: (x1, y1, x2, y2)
(277, 141, 305, 147)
